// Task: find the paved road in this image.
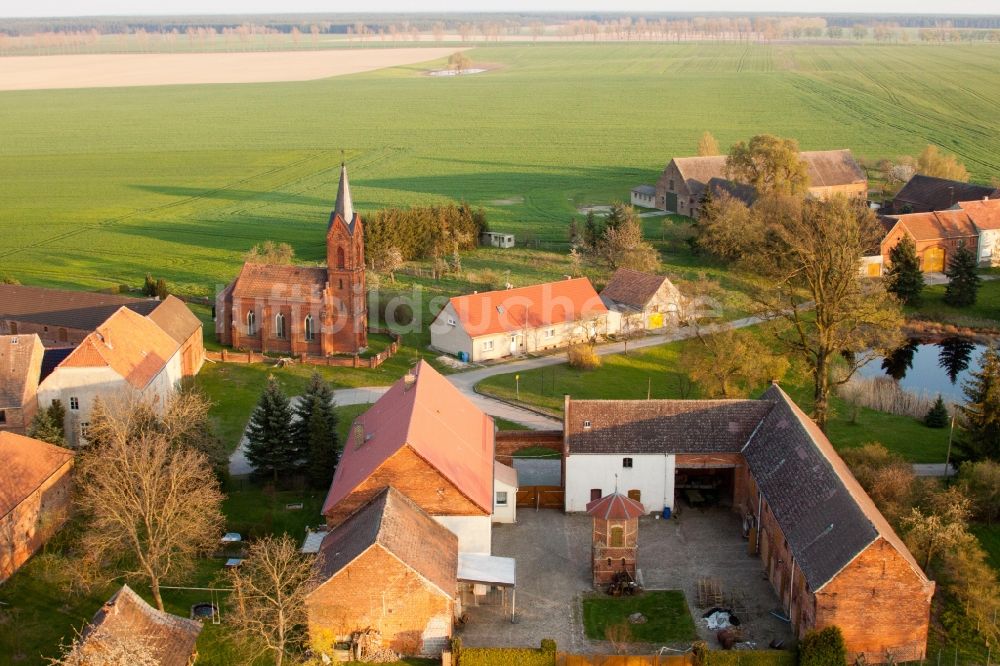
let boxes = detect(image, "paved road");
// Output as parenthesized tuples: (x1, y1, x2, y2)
(912, 463, 956, 477)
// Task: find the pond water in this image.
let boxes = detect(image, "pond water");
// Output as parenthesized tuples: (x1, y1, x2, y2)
(857, 338, 987, 402)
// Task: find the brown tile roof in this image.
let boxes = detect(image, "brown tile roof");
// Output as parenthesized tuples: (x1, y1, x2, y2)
(0, 334, 43, 407)
(586, 492, 645, 519)
(672, 149, 865, 198)
(230, 262, 327, 301)
(894, 209, 978, 242)
(147, 295, 202, 345)
(958, 198, 1000, 231)
(566, 399, 773, 455)
(83, 584, 201, 666)
(313, 487, 458, 598)
(322, 360, 495, 516)
(441, 278, 607, 338)
(56, 307, 180, 390)
(600, 268, 680, 312)
(744, 385, 927, 591)
(0, 431, 73, 518)
(893, 174, 998, 213)
(0, 285, 159, 332)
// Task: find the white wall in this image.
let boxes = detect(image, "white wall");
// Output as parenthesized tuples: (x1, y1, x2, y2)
(979, 229, 1000, 267)
(492, 476, 517, 525)
(429, 303, 473, 360)
(434, 515, 492, 554)
(565, 454, 675, 514)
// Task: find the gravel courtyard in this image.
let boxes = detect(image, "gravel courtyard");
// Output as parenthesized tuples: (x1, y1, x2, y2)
(456, 508, 793, 654)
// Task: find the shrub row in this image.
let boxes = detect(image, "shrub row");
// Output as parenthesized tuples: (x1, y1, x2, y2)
(452, 638, 556, 666)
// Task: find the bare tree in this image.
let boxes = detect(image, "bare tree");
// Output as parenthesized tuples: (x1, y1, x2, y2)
(901, 486, 974, 572)
(75, 403, 225, 611)
(49, 626, 158, 666)
(687, 323, 788, 398)
(228, 535, 318, 666)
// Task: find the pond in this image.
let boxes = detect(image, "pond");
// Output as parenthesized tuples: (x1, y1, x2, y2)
(857, 338, 987, 402)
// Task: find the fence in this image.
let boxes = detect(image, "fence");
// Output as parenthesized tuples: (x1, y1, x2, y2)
(205, 329, 401, 369)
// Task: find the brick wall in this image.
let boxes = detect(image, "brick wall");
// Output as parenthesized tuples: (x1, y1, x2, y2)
(306, 545, 454, 657)
(324, 446, 487, 528)
(494, 430, 563, 461)
(1, 320, 84, 346)
(0, 458, 73, 582)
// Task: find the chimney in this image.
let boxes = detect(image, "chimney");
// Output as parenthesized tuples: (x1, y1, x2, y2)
(403, 371, 417, 390)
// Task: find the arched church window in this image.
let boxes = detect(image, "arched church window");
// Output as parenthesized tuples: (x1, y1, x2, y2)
(304, 315, 315, 342)
(275, 313, 286, 339)
(246, 310, 257, 335)
(337, 246, 345, 269)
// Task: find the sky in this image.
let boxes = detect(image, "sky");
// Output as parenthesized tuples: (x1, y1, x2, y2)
(3, 0, 1000, 18)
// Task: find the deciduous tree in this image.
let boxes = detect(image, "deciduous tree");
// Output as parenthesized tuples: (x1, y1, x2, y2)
(245, 377, 298, 483)
(901, 486, 974, 571)
(594, 203, 659, 273)
(885, 236, 924, 305)
(943, 246, 981, 307)
(75, 423, 224, 611)
(697, 131, 720, 156)
(687, 325, 788, 398)
(50, 626, 158, 666)
(228, 535, 318, 666)
(724, 134, 809, 197)
(246, 240, 295, 265)
(917, 144, 969, 182)
(957, 459, 1000, 524)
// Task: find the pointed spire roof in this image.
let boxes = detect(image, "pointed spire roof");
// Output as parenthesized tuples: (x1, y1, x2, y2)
(329, 162, 357, 233)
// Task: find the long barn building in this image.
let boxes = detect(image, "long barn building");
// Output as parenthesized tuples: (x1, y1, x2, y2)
(563, 385, 933, 663)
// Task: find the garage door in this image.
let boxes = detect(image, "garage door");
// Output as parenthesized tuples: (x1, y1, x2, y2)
(923, 247, 945, 272)
(665, 191, 678, 212)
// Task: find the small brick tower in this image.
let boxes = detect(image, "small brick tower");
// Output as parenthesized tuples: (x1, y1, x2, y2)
(325, 162, 367, 351)
(586, 492, 645, 587)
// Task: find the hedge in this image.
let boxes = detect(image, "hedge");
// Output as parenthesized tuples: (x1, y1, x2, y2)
(702, 650, 796, 666)
(453, 638, 557, 666)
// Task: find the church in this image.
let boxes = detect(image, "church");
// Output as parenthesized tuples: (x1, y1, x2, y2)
(215, 164, 368, 356)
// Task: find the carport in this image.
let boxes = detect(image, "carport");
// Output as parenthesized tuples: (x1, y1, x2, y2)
(457, 553, 517, 622)
(674, 454, 742, 509)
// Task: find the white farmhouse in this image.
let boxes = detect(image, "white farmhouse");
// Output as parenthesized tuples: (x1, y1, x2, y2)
(599, 268, 685, 332)
(430, 278, 609, 362)
(36, 307, 183, 447)
(959, 198, 1000, 267)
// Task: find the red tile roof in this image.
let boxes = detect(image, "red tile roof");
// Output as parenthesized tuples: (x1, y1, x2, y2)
(586, 492, 645, 520)
(230, 262, 327, 301)
(57, 307, 180, 390)
(0, 334, 43, 407)
(83, 585, 201, 666)
(441, 278, 607, 338)
(321, 360, 495, 515)
(958, 198, 1000, 231)
(891, 209, 978, 242)
(0, 431, 73, 518)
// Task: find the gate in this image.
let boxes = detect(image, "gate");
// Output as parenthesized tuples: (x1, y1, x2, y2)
(516, 485, 564, 509)
(923, 246, 945, 272)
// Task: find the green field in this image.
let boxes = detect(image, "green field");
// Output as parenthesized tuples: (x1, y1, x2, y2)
(2, 42, 1000, 296)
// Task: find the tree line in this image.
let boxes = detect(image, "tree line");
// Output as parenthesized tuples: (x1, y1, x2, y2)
(364, 202, 487, 270)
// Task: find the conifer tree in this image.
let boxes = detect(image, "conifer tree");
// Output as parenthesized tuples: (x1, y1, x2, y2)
(925, 395, 950, 429)
(938, 337, 976, 384)
(944, 246, 981, 307)
(245, 377, 296, 483)
(885, 236, 925, 306)
(293, 373, 340, 489)
(957, 346, 1000, 462)
(27, 400, 66, 446)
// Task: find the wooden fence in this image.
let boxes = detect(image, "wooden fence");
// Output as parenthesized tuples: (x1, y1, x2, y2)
(556, 654, 694, 666)
(516, 485, 565, 509)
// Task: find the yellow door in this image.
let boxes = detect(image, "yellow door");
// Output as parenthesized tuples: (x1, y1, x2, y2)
(923, 247, 945, 272)
(647, 313, 664, 329)
(866, 262, 882, 277)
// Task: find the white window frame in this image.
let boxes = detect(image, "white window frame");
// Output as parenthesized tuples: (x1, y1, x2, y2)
(304, 315, 315, 342)
(69, 397, 80, 411)
(495, 491, 508, 506)
(544, 328, 555, 339)
(483, 340, 495, 351)
(583, 420, 591, 429)
(275, 313, 286, 339)
(447, 317, 457, 327)
(246, 310, 257, 336)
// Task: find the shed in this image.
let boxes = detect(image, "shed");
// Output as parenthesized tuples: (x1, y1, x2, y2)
(480, 231, 515, 249)
(630, 185, 657, 208)
(457, 552, 517, 621)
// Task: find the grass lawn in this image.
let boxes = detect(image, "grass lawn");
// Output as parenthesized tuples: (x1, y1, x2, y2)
(906, 279, 1000, 329)
(972, 524, 1000, 572)
(582, 590, 697, 644)
(477, 326, 952, 463)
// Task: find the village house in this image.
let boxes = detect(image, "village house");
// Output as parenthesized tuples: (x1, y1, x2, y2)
(215, 164, 367, 356)
(880, 208, 979, 273)
(321, 360, 516, 553)
(0, 432, 74, 582)
(145, 295, 205, 376)
(430, 277, 608, 363)
(0, 334, 44, 434)
(890, 174, 999, 214)
(78, 585, 201, 666)
(629, 185, 657, 208)
(0, 284, 161, 347)
(654, 149, 867, 219)
(561, 385, 933, 663)
(308, 486, 459, 658)
(36, 307, 184, 447)
(599, 268, 685, 331)
(958, 198, 1000, 267)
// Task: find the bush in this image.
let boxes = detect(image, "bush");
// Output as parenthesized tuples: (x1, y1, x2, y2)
(567, 344, 601, 370)
(540, 638, 556, 653)
(701, 651, 795, 666)
(459, 644, 555, 666)
(798, 626, 847, 666)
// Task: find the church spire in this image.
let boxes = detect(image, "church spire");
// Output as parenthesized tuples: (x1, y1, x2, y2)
(332, 162, 354, 228)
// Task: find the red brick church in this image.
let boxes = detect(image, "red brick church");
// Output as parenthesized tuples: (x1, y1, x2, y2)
(215, 164, 367, 355)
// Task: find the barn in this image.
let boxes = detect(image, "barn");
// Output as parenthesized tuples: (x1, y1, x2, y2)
(880, 208, 979, 273)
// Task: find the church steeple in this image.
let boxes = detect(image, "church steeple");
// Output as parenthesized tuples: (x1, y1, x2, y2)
(331, 162, 355, 232)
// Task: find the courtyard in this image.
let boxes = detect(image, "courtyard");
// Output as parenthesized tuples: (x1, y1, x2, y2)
(456, 507, 794, 654)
